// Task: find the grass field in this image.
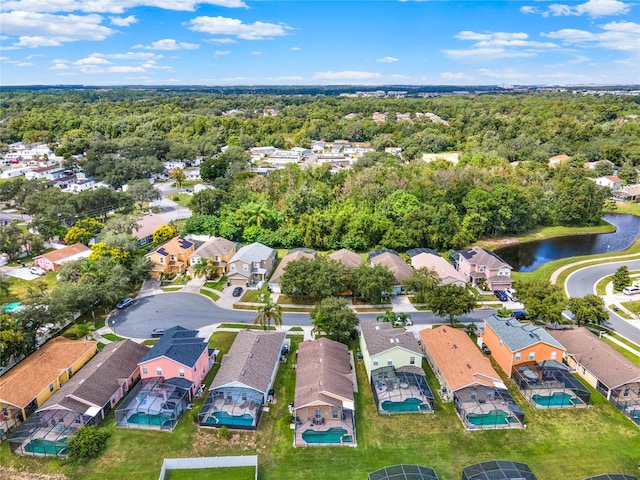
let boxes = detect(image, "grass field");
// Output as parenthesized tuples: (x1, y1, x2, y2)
(200, 289, 220, 301)
(2, 331, 639, 480)
(165, 466, 255, 479)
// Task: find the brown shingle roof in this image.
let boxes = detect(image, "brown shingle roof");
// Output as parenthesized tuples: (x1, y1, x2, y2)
(328, 249, 363, 268)
(459, 247, 511, 270)
(360, 321, 422, 357)
(211, 330, 285, 394)
(40, 340, 148, 414)
(270, 249, 316, 284)
(547, 327, 640, 389)
(419, 327, 501, 392)
(36, 243, 91, 264)
(133, 214, 169, 240)
(294, 338, 354, 409)
(370, 251, 413, 283)
(190, 237, 237, 259)
(410, 252, 467, 285)
(0, 337, 97, 409)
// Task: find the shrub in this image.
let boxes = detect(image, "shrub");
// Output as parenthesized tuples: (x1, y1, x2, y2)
(67, 427, 111, 463)
(218, 425, 231, 439)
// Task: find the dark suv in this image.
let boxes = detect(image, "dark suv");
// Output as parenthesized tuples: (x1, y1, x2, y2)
(511, 310, 527, 320)
(232, 286, 243, 297)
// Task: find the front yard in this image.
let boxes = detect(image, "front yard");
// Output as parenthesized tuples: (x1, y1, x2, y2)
(1, 331, 639, 480)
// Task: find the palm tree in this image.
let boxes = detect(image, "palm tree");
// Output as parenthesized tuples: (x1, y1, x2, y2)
(192, 259, 216, 279)
(376, 311, 396, 323)
(253, 294, 283, 331)
(80, 260, 99, 283)
(244, 202, 272, 228)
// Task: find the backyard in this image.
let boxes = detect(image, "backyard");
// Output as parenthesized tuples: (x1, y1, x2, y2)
(1, 329, 639, 480)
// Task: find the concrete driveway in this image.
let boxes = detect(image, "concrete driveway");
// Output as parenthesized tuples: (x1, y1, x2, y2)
(2, 266, 43, 281)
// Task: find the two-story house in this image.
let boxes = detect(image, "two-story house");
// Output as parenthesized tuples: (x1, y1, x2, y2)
(226, 242, 277, 287)
(369, 249, 413, 295)
(145, 236, 195, 279)
(454, 247, 513, 291)
(188, 237, 238, 278)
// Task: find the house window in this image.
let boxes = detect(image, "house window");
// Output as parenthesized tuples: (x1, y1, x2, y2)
(179, 369, 185, 377)
(387, 359, 393, 366)
(581, 367, 586, 375)
(315, 409, 321, 418)
(230, 264, 236, 271)
(214, 256, 220, 262)
(159, 257, 164, 264)
(551, 351, 557, 360)
(332, 409, 339, 419)
(156, 367, 162, 376)
(142, 367, 148, 374)
(49, 383, 54, 392)
(75, 415, 81, 424)
(515, 353, 521, 361)
(68, 368, 73, 376)
(623, 388, 629, 397)
(243, 264, 248, 271)
(528, 352, 535, 361)
(373, 360, 379, 367)
(409, 357, 416, 365)
(171, 255, 176, 261)
(478, 265, 484, 272)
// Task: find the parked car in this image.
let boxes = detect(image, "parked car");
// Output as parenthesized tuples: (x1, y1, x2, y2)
(481, 343, 491, 355)
(493, 290, 508, 302)
(393, 314, 413, 326)
(151, 328, 166, 338)
(116, 297, 133, 309)
(29, 266, 46, 276)
(232, 286, 243, 297)
(511, 310, 527, 320)
(623, 286, 640, 296)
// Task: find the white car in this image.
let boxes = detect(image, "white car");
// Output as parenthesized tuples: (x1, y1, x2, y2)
(29, 266, 46, 276)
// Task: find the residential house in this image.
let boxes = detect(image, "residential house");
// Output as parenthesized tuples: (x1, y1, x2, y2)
(188, 236, 238, 278)
(613, 184, 640, 202)
(453, 247, 513, 290)
(372, 112, 388, 122)
(419, 326, 524, 430)
(369, 249, 413, 294)
(584, 159, 615, 171)
(548, 154, 571, 167)
(264, 150, 303, 167)
(33, 243, 92, 272)
(384, 147, 402, 156)
(483, 315, 588, 409)
(193, 183, 214, 194)
(226, 242, 277, 287)
(8, 341, 148, 457)
(199, 330, 286, 430)
(115, 326, 215, 431)
(409, 249, 467, 287)
(0, 167, 32, 179)
(293, 338, 356, 446)
(360, 322, 433, 414)
(269, 248, 317, 293)
(328, 249, 363, 269)
(422, 153, 460, 164)
(184, 168, 201, 181)
(0, 337, 97, 439)
(593, 175, 623, 191)
(65, 178, 96, 193)
(133, 214, 169, 248)
(145, 236, 195, 279)
(547, 327, 640, 426)
(24, 166, 65, 181)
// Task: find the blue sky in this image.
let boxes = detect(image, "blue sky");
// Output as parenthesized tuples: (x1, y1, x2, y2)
(1, 0, 638, 86)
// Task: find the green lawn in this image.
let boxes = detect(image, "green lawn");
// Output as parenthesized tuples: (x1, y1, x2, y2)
(168, 193, 193, 207)
(101, 333, 125, 342)
(199, 289, 220, 301)
(165, 466, 255, 480)
(204, 276, 227, 290)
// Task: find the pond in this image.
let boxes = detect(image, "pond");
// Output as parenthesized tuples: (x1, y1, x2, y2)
(494, 213, 640, 272)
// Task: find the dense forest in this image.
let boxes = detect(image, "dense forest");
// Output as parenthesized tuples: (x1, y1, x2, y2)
(1, 89, 639, 253)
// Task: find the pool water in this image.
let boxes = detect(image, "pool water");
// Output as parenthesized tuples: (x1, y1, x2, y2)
(127, 412, 174, 426)
(381, 398, 427, 413)
(206, 411, 255, 427)
(532, 392, 579, 407)
(466, 410, 513, 427)
(302, 427, 349, 444)
(24, 438, 68, 456)
(2, 302, 22, 313)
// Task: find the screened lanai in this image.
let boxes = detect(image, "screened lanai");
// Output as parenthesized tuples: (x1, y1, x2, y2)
(198, 386, 263, 430)
(462, 460, 538, 480)
(512, 360, 590, 409)
(609, 379, 640, 427)
(371, 366, 434, 414)
(583, 475, 638, 480)
(115, 377, 189, 431)
(454, 386, 525, 430)
(9, 408, 92, 457)
(368, 464, 439, 480)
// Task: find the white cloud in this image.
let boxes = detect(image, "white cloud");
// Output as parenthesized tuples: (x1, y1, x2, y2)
(444, 47, 537, 60)
(269, 75, 303, 81)
(440, 72, 472, 80)
(110, 15, 137, 26)
(101, 51, 163, 60)
(214, 50, 230, 56)
(0, 56, 9, 60)
(133, 38, 199, 50)
(75, 55, 111, 65)
(1, 11, 114, 47)
(524, 0, 631, 17)
(314, 70, 383, 80)
(186, 16, 292, 40)
(49, 60, 70, 69)
(208, 37, 236, 44)
(0, 0, 248, 14)
(543, 21, 640, 51)
(446, 30, 557, 61)
(377, 56, 399, 63)
(250, 51, 261, 55)
(290, 46, 300, 51)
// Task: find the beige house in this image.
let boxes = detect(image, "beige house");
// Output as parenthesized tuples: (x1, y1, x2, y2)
(293, 338, 356, 446)
(188, 237, 237, 278)
(410, 251, 466, 287)
(268, 248, 317, 293)
(145, 236, 195, 279)
(328, 249, 363, 269)
(454, 247, 512, 291)
(369, 250, 413, 294)
(226, 242, 277, 287)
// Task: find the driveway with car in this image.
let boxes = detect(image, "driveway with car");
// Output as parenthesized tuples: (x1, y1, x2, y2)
(2, 266, 46, 280)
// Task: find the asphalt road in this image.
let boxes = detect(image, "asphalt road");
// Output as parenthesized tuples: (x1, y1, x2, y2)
(111, 292, 498, 338)
(565, 258, 640, 344)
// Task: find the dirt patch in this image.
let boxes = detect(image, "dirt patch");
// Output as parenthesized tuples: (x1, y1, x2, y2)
(0, 467, 67, 480)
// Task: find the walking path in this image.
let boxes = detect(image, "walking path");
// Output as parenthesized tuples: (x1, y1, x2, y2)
(549, 252, 640, 285)
(602, 333, 640, 356)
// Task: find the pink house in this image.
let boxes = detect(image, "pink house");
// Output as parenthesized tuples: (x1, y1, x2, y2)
(33, 243, 92, 271)
(138, 326, 215, 398)
(454, 247, 513, 290)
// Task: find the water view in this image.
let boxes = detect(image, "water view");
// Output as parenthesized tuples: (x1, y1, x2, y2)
(494, 213, 640, 272)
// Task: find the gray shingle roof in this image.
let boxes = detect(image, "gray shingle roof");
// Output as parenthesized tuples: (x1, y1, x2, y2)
(229, 242, 275, 265)
(211, 330, 285, 394)
(294, 338, 354, 409)
(360, 321, 422, 356)
(190, 237, 237, 259)
(459, 247, 512, 269)
(485, 315, 565, 352)
(140, 326, 207, 368)
(270, 248, 316, 284)
(41, 340, 149, 414)
(328, 249, 363, 268)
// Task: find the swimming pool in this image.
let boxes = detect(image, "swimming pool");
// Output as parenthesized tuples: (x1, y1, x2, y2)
(127, 412, 174, 426)
(381, 398, 428, 413)
(2, 302, 22, 313)
(24, 438, 68, 456)
(466, 410, 516, 427)
(301, 427, 349, 444)
(532, 392, 580, 408)
(206, 411, 255, 427)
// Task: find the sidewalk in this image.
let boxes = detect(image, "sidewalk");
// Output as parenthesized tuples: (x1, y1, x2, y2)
(550, 252, 640, 285)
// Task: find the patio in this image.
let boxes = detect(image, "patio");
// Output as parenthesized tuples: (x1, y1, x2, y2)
(371, 366, 434, 414)
(294, 411, 355, 447)
(198, 387, 263, 429)
(454, 386, 524, 430)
